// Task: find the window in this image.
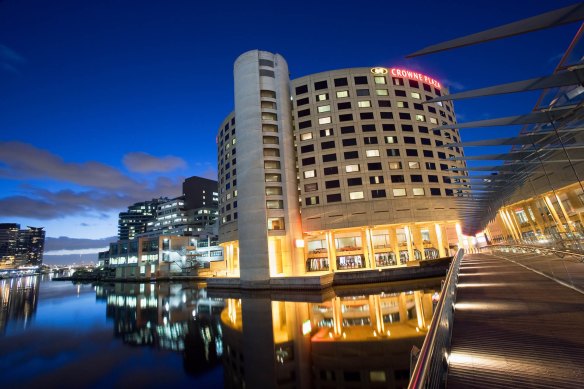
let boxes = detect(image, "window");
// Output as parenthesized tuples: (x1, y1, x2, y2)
(300, 132, 313, 141)
(262, 112, 277, 120)
(371, 189, 386, 198)
(426, 162, 436, 170)
(324, 166, 338, 175)
(298, 120, 311, 129)
(261, 101, 276, 109)
(346, 164, 360, 172)
(319, 116, 331, 125)
(317, 93, 329, 101)
(261, 90, 276, 98)
(334, 77, 348, 87)
(321, 140, 335, 149)
(305, 196, 320, 205)
(430, 117, 438, 124)
(325, 180, 340, 189)
(354, 76, 368, 84)
(295, 85, 308, 95)
(267, 217, 285, 230)
(366, 149, 380, 157)
(263, 136, 278, 144)
(338, 101, 351, 110)
(368, 162, 382, 170)
(327, 193, 342, 202)
(408, 161, 421, 169)
(356, 89, 370, 96)
(318, 105, 331, 113)
(406, 149, 418, 157)
(421, 138, 431, 145)
(415, 114, 426, 122)
(264, 160, 280, 169)
(389, 162, 402, 170)
(411, 174, 423, 182)
(382, 124, 396, 131)
(395, 90, 406, 97)
(298, 108, 310, 117)
(374, 76, 386, 84)
(364, 136, 378, 144)
(393, 77, 404, 85)
(362, 124, 376, 132)
(349, 191, 364, 200)
(360, 112, 374, 120)
(320, 128, 334, 137)
(341, 125, 355, 134)
(379, 100, 391, 107)
(411, 92, 421, 99)
(428, 175, 439, 183)
(347, 177, 362, 186)
(391, 175, 405, 183)
(344, 150, 358, 159)
(263, 148, 280, 157)
(266, 200, 283, 209)
(402, 124, 414, 132)
(414, 103, 424, 110)
(399, 112, 411, 120)
(393, 188, 406, 197)
(404, 137, 416, 144)
(301, 144, 314, 153)
(266, 187, 282, 195)
(386, 148, 400, 157)
(409, 80, 419, 88)
(376, 89, 389, 96)
(339, 113, 353, 122)
(370, 175, 384, 184)
(385, 136, 398, 144)
(380, 112, 393, 119)
(303, 170, 316, 179)
(314, 80, 328, 90)
(336, 90, 349, 98)
(413, 188, 425, 196)
(265, 173, 281, 182)
(302, 157, 315, 166)
(430, 188, 441, 196)
(397, 101, 408, 108)
(438, 152, 446, 159)
(358, 100, 371, 108)
(342, 138, 357, 147)
(322, 153, 337, 162)
(296, 97, 309, 106)
(263, 124, 277, 133)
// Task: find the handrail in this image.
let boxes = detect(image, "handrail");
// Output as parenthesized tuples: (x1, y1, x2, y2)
(408, 248, 464, 389)
(488, 243, 584, 262)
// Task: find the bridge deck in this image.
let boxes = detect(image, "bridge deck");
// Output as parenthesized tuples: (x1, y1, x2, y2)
(447, 252, 584, 388)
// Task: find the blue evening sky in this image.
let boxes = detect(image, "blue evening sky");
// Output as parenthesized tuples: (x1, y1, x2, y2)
(0, 0, 579, 249)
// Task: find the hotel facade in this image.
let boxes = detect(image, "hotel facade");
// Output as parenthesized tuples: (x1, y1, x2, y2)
(217, 50, 468, 285)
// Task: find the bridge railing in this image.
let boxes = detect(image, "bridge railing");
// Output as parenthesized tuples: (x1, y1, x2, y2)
(408, 248, 464, 389)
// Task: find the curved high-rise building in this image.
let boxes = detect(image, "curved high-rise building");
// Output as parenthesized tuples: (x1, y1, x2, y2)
(217, 50, 467, 285)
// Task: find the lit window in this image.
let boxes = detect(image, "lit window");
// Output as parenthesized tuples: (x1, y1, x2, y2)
(321, 128, 333, 137)
(413, 188, 425, 196)
(374, 76, 386, 84)
(319, 116, 331, 125)
(408, 161, 420, 169)
(349, 191, 364, 200)
(376, 89, 389, 96)
(266, 200, 283, 209)
(346, 164, 360, 173)
(317, 93, 329, 101)
(411, 92, 421, 99)
(384, 136, 397, 144)
(265, 187, 282, 196)
(264, 160, 280, 169)
(358, 100, 371, 108)
(366, 150, 380, 157)
(430, 117, 438, 124)
(389, 162, 402, 170)
(300, 132, 313, 141)
(397, 101, 406, 108)
(303, 170, 316, 179)
(336, 90, 349, 98)
(318, 105, 331, 113)
(415, 114, 426, 122)
(267, 217, 285, 230)
(393, 188, 406, 197)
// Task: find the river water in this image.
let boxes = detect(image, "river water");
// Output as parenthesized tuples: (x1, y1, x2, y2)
(0, 275, 440, 388)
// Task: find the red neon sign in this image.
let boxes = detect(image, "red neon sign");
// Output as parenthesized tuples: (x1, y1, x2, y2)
(390, 68, 441, 89)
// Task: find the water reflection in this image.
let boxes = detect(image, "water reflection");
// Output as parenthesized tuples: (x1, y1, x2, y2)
(0, 275, 40, 334)
(96, 282, 225, 376)
(215, 279, 440, 388)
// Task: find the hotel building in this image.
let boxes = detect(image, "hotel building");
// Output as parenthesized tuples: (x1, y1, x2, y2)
(217, 50, 467, 285)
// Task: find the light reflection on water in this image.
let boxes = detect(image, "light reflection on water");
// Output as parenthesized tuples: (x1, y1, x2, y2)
(0, 276, 440, 388)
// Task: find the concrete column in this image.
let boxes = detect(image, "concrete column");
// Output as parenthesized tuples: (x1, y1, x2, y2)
(364, 228, 375, 269)
(327, 231, 337, 272)
(398, 293, 408, 323)
(405, 225, 414, 263)
(544, 196, 566, 233)
(556, 194, 576, 233)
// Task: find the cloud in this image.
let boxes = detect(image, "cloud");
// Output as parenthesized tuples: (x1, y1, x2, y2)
(123, 152, 187, 173)
(200, 167, 217, 180)
(0, 44, 26, 74)
(44, 236, 117, 251)
(442, 79, 465, 92)
(0, 142, 183, 220)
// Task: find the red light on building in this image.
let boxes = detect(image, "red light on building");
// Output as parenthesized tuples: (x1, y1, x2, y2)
(389, 68, 441, 89)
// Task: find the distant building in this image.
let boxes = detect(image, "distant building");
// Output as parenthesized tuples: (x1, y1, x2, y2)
(118, 198, 166, 240)
(0, 223, 45, 267)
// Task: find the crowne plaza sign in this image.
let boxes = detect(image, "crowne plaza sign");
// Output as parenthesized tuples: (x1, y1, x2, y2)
(371, 67, 441, 89)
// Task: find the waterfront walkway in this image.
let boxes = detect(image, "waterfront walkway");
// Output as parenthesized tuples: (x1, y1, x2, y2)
(446, 251, 584, 388)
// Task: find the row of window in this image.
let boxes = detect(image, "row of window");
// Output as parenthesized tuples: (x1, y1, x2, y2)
(298, 125, 460, 143)
(298, 137, 459, 152)
(303, 187, 455, 206)
(302, 174, 454, 188)
(297, 111, 449, 130)
(301, 156, 457, 171)
(295, 76, 442, 97)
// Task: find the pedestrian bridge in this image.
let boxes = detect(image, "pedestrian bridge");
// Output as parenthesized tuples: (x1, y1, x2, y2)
(409, 246, 584, 388)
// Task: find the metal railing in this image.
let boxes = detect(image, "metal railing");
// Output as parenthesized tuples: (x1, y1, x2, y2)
(408, 248, 464, 389)
(486, 243, 584, 262)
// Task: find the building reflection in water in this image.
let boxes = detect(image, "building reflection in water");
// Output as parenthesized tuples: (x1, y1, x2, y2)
(217, 279, 440, 389)
(96, 282, 225, 376)
(0, 276, 40, 335)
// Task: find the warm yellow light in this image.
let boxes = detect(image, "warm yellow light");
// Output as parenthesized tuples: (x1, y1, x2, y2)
(295, 239, 305, 248)
(370, 67, 388, 74)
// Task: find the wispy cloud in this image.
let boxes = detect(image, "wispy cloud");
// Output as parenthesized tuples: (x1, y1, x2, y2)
(44, 236, 117, 252)
(442, 79, 465, 92)
(123, 151, 187, 173)
(0, 44, 26, 74)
